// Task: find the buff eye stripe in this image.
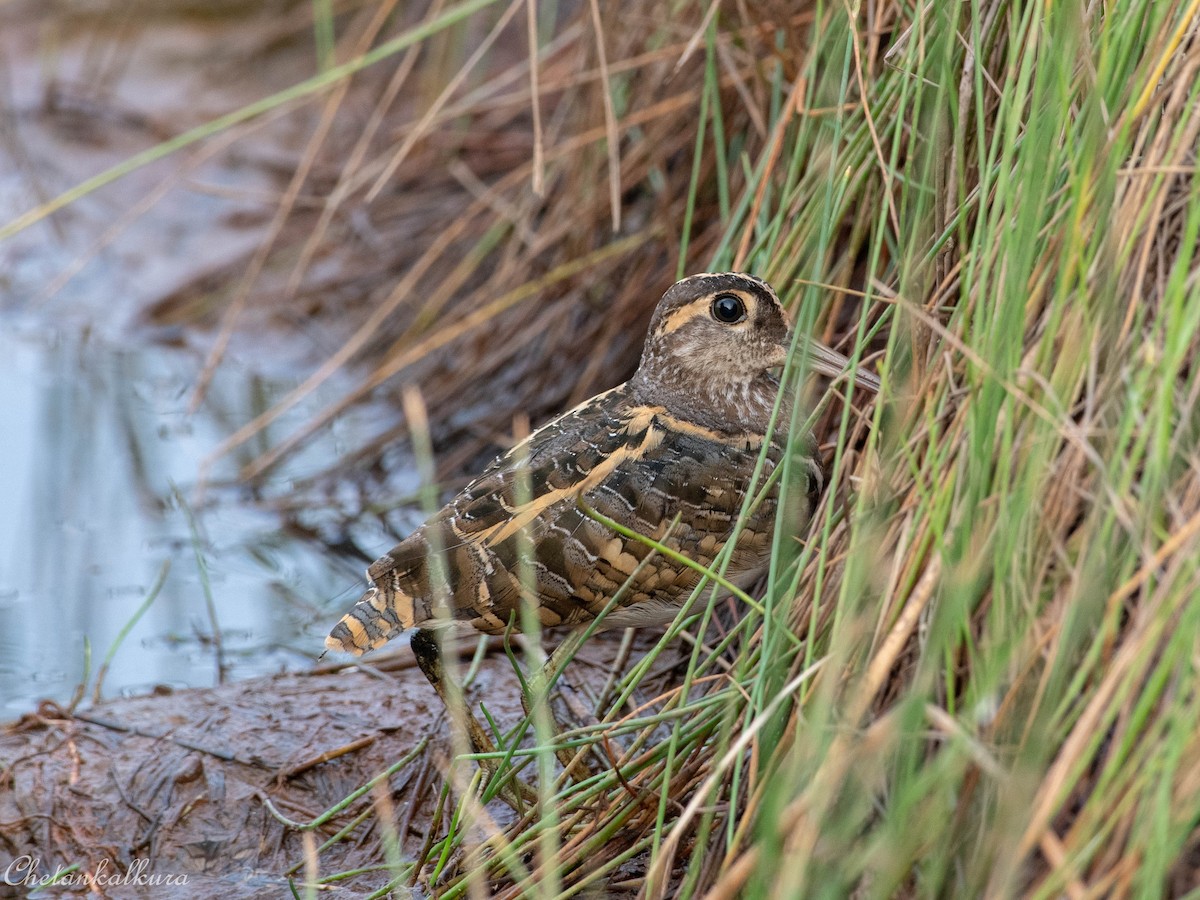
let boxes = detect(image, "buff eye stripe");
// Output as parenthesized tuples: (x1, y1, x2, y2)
(656, 304, 706, 335)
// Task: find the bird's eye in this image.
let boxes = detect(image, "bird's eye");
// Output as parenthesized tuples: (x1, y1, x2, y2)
(711, 294, 747, 324)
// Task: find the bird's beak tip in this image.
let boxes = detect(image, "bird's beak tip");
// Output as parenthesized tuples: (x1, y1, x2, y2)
(803, 339, 881, 393)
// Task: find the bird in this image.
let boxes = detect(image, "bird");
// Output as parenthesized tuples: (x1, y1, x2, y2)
(325, 272, 878, 804)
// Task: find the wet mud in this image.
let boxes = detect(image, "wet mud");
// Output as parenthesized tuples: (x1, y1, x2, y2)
(1, 634, 651, 897)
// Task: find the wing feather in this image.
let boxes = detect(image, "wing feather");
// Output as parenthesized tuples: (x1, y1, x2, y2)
(327, 382, 811, 654)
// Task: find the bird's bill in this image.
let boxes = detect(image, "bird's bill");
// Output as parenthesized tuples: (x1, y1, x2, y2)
(802, 339, 881, 392)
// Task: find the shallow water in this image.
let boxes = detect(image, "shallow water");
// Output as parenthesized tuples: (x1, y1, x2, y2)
(0, 318, 376, 716)
(0, 4, 407, 716)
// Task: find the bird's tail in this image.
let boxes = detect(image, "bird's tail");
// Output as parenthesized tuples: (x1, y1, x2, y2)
(325, 585, 414, 655)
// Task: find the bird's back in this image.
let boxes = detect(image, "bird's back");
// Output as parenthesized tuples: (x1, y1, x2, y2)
(326, 382, 818, 654)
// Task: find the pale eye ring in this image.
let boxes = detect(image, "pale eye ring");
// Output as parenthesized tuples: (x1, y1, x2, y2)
(711, 294, 747, 324)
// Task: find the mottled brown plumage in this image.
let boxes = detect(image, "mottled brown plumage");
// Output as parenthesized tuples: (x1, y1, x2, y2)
(327, 273, 864, 652)
(324, 272, 876, 805)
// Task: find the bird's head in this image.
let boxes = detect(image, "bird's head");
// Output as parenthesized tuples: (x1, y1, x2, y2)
(634, 273, 877, 429)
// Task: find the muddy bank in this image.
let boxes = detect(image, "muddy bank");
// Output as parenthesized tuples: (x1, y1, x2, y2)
(1, 633, 660, 897)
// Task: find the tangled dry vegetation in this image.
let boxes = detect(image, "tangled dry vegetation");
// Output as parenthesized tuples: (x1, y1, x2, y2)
(6, 0, 1200, 896)
(146, 2, 808, 499)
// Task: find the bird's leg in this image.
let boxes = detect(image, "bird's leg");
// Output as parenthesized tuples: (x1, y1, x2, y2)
(520, 626, 595, 782)
(409, 628, 537, 810)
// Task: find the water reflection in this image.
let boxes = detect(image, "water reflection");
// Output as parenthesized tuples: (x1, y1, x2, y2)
(0, 320, 364, 715)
